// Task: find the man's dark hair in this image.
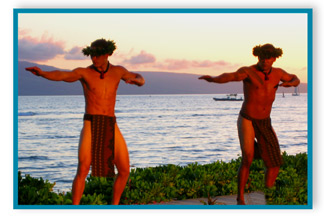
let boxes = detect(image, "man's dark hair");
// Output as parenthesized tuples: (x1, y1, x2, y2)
(253, 43, 283, 59)
(82, 38, 116, 56)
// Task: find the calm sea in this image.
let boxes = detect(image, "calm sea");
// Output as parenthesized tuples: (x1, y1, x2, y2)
(17, 94, 308, 192)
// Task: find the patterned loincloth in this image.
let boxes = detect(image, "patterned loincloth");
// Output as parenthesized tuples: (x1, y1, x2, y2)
(84, 114, 116, 177)
(240, 111, 284, 167)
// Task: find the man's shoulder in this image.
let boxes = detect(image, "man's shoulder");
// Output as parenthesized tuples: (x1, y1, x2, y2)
(70, 66, 93, 78)
(73, 66, 91, 72)
(110, 64, 130, 75)
(237, 65, 255, 73)
(247, 64, 257, 70)
(271, 67, 286, 76)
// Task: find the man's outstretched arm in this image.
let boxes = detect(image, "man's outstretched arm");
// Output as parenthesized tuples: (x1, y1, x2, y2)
(125, 73, 145, 86)
(198, 67, 249, 83)
(120, 67, 145, 86)
(26, 66, 82, 83)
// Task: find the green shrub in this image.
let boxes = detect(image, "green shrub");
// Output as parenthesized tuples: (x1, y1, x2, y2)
(264, 152, 308, 205)
(18, 171, 72, 205)
(17, 152, 308, 205)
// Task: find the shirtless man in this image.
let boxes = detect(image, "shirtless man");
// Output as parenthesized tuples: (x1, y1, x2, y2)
(199, 44, 300, 205)
(26, 38, 145, 205)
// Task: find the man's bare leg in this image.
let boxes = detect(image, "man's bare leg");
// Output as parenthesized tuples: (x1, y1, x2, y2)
(237, 115, 255, 205)
(237, 165, 250, 205)
(72, 121, 91, 205)
(111, 124, 130, 205)
(265, 166, 280, 188)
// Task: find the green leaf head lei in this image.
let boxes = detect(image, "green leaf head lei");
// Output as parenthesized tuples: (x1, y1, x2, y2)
(253, 43, 283, 59)
(82, 38, 117, 57)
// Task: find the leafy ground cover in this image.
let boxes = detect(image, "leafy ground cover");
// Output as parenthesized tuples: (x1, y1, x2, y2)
(18, 152, 307, 205)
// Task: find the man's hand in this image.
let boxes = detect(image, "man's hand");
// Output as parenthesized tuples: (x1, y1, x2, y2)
(198, 75, 214, 82)
(25, 66, 43, 76)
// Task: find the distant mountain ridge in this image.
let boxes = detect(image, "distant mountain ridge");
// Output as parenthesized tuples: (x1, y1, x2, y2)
(17, 61, 307, 96)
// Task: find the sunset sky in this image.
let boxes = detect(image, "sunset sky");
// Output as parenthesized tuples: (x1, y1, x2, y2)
(17, 10, 310, 82)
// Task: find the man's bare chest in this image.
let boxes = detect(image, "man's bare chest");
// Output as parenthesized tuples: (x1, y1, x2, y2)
(245, 74, 281, 95)
(82, 72, 121, 94)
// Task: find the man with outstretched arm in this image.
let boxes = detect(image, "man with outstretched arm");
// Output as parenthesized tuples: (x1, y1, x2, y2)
(26, 38, 145, 205)
(199, 44, 300, 205)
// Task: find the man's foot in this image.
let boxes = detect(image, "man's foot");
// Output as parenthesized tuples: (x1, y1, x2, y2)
(237, 198, 246, 205)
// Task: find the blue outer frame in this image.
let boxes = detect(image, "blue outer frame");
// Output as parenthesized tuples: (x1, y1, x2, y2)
(13, 8, 313, 210)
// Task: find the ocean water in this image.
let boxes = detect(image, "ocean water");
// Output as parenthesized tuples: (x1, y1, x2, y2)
(17, 94, 308, 192)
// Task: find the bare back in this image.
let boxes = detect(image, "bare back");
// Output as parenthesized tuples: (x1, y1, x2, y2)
(241, 65, 282, 119)
(78, 64, 127, 116)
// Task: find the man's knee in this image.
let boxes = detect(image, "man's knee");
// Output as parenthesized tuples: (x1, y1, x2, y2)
(266, 166, 280, 175)
(76, 162, 91, 178)
(241, 153, 254, 167)
(117, 165, 130, 178)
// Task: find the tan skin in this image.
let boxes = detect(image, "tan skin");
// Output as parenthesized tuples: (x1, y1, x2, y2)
(199, 57, 300, 205)
(26, 53, 145, 205)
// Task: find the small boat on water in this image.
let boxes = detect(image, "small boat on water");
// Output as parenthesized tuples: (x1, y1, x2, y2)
(213, 93, 243, 101)
(292, 87, 300, 96)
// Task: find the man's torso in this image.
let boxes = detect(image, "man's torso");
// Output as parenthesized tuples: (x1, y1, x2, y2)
(79, 64, 124, 116)
(241, 65, 283, 119)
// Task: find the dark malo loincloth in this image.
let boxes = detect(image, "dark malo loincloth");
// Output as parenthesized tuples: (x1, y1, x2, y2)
(84, 114, 116, 177)
(240, 111, 284, 167)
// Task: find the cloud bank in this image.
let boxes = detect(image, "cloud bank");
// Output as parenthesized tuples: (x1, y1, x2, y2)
(18, 29, 237, 72)
(64, 47, 88, 60)
(18, 29, 86, 62)
(120, 50, 237, 71)
(18, 38, 65, 62)
(154, 59, 233, 70)
(123, 50, 156, 65)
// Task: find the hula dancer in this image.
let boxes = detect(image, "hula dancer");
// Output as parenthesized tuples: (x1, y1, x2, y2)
(26, 38, 145, 205)
(199, 44, 300, 205)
